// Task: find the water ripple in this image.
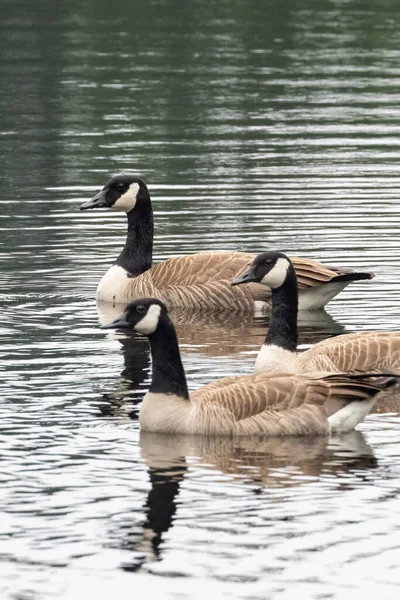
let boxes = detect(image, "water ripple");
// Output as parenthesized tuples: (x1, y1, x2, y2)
(2, 0, 400, 598)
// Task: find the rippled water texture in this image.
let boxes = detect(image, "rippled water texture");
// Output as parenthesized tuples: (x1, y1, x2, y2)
(1, 0, 400, 598)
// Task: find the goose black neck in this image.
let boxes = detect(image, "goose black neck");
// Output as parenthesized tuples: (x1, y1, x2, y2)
(116, 204, 154, 276)
(266, 266, 298, 351)
(148, 317, 189, 400)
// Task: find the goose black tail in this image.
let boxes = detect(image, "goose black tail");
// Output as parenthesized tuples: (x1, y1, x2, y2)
(329, 269, 374, 283)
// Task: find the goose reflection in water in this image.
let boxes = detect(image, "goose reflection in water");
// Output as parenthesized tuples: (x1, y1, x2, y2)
(113, 431, 377, 573)
(98, 332, 151, 417)
(97, 299, 345, 357)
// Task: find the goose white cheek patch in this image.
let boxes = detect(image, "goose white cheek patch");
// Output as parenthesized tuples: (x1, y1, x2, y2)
(135, 304, 162, 335)
(113, 182, 140, 212)
(261, 257, 290, 289)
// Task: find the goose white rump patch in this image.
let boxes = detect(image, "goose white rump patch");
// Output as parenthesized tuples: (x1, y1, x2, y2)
(298, 281, 348, 310)
(328, 398, 376, 433)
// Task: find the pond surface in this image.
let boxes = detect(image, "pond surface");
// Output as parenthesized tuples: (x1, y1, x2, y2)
(1, 0, 400, 598)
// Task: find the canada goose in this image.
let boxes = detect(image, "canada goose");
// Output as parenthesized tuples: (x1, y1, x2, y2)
(232, 251, 400, 376)
(101, 298, 396, 435)
(80, 174, 373, 311)
(140, 430, 376, 490)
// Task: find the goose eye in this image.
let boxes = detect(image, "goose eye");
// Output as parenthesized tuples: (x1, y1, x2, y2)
(136, 305, 146, 314)
(264, 258, 273, 266)
(116, 182, 125, 191)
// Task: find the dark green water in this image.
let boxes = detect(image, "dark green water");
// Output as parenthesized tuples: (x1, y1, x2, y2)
(1, 0, 400, 598)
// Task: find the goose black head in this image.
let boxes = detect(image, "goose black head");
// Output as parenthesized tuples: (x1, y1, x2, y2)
(231, 251, 294, 289)
(80, 174, 150, 214)
(101, 298, 167, 336)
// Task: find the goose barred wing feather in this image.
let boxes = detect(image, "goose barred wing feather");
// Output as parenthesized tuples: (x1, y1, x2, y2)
(125, 252, 372, 310)
(158, 280, 265, 311)
(189, 372, 394, 436)
(149, 252, 367, 289)
(149, 251, 256, 286)
(191, 373, 332, 436)
(301, 332, 400, 374)
(320, 373, 396, 398)
(289, 256, 372, 287)
(290, 257, 343, 287)
(134, 252, 271, 310)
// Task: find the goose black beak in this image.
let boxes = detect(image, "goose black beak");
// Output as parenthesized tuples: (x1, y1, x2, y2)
(80, 190, 108, 210)
(231, 267, 259, 286)
(100, 311, 130, 330)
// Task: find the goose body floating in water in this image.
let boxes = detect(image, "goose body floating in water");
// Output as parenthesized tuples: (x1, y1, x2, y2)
(232, 251, 400, 375)
(101, 298, 396, 435)
(81, 174, 373, 311)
